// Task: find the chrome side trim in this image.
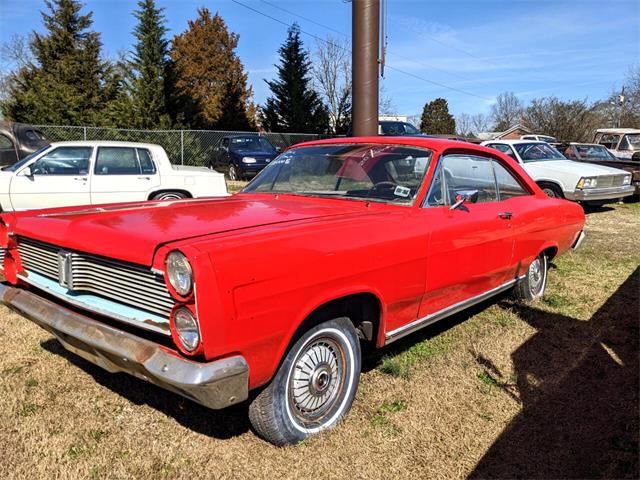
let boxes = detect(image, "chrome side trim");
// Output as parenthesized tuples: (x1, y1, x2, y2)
(385, 276, 524, 343)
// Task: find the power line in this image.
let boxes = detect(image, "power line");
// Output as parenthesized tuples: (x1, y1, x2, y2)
(260, 0, 553, 86)
(260, 0, 496, 90)
(232, 0, 492, 101)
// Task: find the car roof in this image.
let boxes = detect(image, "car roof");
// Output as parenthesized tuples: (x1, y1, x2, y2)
(292, 136, 495, 154)
(482, 139, 548, 145)
(50, 140, 161, 149)
(595, 128, 640, 134)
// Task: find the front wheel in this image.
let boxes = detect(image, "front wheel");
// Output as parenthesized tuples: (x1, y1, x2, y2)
(249, 317, 361, 446)
(513, 253, 548, 301)
(539, 183, 564, 199)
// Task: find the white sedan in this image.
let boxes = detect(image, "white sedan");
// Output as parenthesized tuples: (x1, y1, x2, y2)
(482, 140, 634, 205)
(0, 141, 228, 211)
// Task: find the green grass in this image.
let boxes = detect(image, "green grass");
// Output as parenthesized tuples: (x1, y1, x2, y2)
(24, 378, 38, 388)
(18, 403, 40, 417)
(379, 334, 452, 379)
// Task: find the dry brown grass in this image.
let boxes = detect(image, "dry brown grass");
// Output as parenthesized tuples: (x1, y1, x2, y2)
(0, 203, 638, 480)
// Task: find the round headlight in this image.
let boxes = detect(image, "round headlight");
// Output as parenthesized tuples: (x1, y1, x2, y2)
(166, 251, 193, 296)
(173, 307, 200, 352)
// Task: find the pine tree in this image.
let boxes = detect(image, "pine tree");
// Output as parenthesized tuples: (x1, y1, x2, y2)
(420, 98, 456, 134)
(170, 8, 255, 130)
(128, 0, 172, 129)
(1, 0, 115, 125)
(261, 24, 329, 133)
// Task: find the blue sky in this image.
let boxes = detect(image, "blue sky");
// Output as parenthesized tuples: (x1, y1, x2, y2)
(1, 0, 638, 118)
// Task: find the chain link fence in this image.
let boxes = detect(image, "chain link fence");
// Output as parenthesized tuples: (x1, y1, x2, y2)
(32, 125, 325, 167)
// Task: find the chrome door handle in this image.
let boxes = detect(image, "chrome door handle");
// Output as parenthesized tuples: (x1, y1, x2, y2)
(138, 176, 151, 180)
(74, 177, 87, 181)
(498, 211, 513, 220)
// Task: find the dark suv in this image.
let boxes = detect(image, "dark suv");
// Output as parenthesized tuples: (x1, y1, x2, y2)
(208, 134, 279, 180)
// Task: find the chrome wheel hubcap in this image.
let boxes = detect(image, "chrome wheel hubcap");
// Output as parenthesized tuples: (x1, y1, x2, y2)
(529, 257, 544, 295)
(289, 338, 344, 423)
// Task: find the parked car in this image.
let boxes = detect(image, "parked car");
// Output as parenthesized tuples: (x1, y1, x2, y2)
(0, 141, 227, 211)
(208, 134, 279, 180)
(482, 140, 634, 206)
(593, 128, 640, 161)
(0, 137, 586, 445)
(521, 134, 557, 143)
(556, 142, 640, 195)
(347, 121, 426, 137)
(0, 137, 584, 445)
(0, 121, 49, 167)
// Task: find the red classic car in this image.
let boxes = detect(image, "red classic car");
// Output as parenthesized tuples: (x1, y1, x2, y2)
(0, 137, 585, 445)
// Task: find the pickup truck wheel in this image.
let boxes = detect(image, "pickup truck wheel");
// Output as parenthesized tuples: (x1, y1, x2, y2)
(151, 191, 187, 201)
(538, 183, 564, 199)
(249, 317, 361, 446)
(513, 253, 547, 301)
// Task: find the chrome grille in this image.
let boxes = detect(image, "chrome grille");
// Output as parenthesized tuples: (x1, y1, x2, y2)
(17, 237, 174, 317)
(597, 175, 626, 188)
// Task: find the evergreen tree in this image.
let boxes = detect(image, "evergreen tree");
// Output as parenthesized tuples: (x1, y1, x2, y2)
(1, 0, 116, 125)
(419, 98, 456, 134)
(170, 8, 255, 130)
(129, 0, 171, 128)
(261, 24, 328, 133)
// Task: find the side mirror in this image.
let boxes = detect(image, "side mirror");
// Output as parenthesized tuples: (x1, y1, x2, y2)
(22, 166, 33, 177)
(275, 147, 282, 153)
(450, 189, 479, 210)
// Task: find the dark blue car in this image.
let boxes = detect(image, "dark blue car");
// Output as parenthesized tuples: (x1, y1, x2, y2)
(209, 134, 279, 180)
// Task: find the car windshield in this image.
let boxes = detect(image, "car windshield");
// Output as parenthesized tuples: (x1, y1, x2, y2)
(625, 134, 640, 149)
(576, 145, 617, 160)
(2, 145, 51, 171)
(380, 122, 421, 135)
(514, 143, 565, 163)
(242, 144, 433, 205)
(229, 136, 276, 153)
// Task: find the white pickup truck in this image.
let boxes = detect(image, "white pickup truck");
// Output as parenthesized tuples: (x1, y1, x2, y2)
(0, 141, 228, 211)
(482, 140, 634, 206)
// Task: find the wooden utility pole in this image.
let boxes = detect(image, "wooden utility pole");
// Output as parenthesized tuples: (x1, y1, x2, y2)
(352, 0, 380, 137)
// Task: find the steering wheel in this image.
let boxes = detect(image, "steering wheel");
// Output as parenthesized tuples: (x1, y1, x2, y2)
(366, 181, 399, 196)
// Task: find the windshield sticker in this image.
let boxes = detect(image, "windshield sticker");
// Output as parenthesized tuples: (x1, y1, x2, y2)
(394, 185, 411, 197)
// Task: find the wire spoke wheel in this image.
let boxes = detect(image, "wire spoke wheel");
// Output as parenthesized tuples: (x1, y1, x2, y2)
(528, 257, 544, 296)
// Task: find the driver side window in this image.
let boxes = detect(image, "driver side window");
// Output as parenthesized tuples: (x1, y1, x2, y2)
(426, 154, 498, 206)
(31, 147, 92, 175)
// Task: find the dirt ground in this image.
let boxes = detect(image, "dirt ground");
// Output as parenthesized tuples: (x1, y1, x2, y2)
(0, 203, 638, 480)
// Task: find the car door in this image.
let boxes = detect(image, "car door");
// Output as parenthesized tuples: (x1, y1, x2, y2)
(417, 152, 515, 318)
(9, 146, 92, 210)
(91, 146, 160, 204)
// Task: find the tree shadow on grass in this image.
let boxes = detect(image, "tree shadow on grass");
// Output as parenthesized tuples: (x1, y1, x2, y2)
(40, 338, 251, 440)
(469, 267, 639, 479)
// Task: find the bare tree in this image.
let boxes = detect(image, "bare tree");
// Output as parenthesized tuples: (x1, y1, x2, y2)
(313, 36, 351, 134)
(471, 113, 492, 135)
(490, 91, 524, 131)
(378, 81, 396, 116)
(456, 113, 473, 136)
(523, 96, 598, 142)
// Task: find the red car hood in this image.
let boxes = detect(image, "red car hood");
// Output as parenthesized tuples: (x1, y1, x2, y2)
(9, 195, 367, 265)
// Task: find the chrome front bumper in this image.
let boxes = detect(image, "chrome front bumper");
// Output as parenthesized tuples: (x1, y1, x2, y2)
(565, 185, 635, 201)
(0, 283, 249, 409)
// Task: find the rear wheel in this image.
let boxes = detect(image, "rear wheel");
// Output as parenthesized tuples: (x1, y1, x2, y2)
(538, 182, 564, 199)
(151, 191, 187, 201)
(513, 253, 548, 301)
(249, 317, 361, 446)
